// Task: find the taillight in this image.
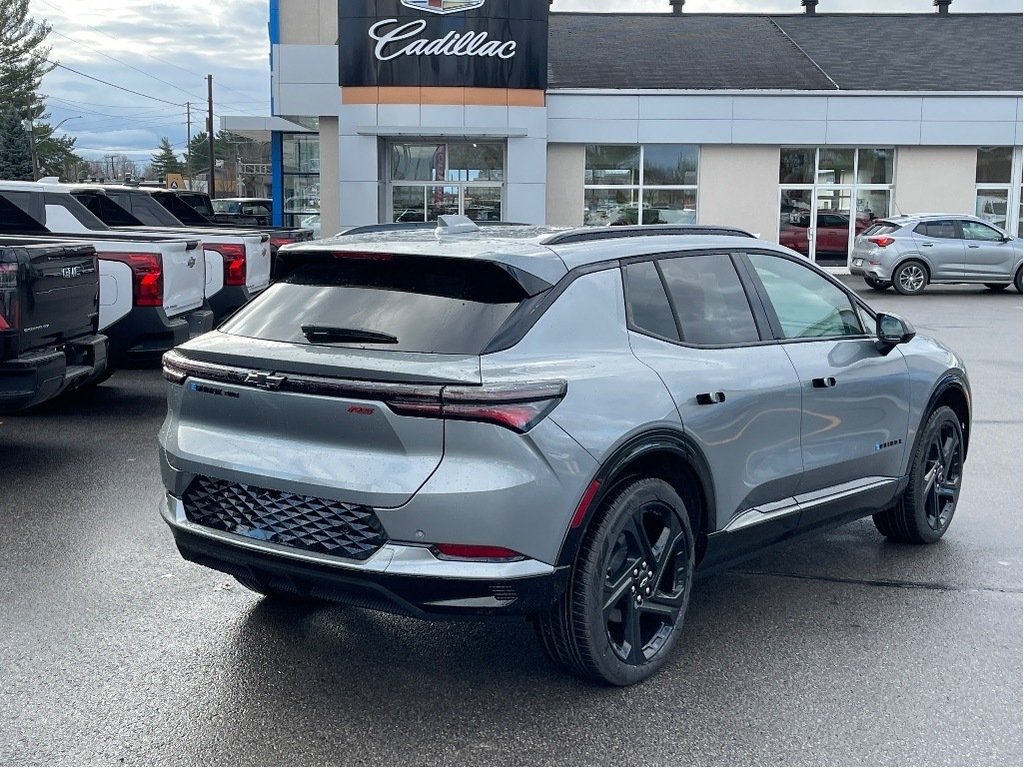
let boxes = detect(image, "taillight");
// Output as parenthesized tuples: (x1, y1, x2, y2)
(0, 262, 18, 330)
(387, 381, 566, 433)
(101, 252, 163, 307)
(270, 236, 293, 249)
(433, 544, 524, 561)
(868, 236, 895, 247)
(207, 243, 246, 286)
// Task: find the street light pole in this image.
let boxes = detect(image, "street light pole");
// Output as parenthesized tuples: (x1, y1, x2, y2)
(23, 96, 39, 181)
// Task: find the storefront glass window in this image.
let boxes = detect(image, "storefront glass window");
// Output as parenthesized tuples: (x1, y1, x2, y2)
(282, 133, 319, 228)
(584, 145, 698, 227)
(975, 147, 1022, 235)
(778, 147, 894, 266)
(388, 141, 504, 223)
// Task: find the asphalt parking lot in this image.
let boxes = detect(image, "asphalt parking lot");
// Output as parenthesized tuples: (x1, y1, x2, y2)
(1, 279, 1021, 766)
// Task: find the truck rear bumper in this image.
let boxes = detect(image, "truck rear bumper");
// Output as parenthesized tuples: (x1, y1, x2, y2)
(0, 334, 108, 412)
(106, 307, 211, 368)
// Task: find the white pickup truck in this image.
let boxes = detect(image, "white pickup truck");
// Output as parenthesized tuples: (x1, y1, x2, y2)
(46, 182, 273, 321)
(0, 181, 212, 367)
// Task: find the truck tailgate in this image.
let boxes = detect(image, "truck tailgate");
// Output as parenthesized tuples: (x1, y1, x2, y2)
(161, 240, 206, 317)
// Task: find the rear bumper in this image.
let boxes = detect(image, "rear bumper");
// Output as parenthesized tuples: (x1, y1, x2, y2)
(106, 307, 212, 368)
(849, 257, 890, 280)
(0, 334, 108, 412)
(160, 493, 569, 619)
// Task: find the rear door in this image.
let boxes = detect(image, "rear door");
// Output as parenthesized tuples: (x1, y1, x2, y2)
(742, 252, 910, 526)
(961, 220, 1016, 281)
(911, 219, 966, 279)
(623, 252, 804, 539)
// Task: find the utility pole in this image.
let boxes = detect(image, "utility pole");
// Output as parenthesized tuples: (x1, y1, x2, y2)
(206, 75, 216, 197)
(186, 102, 193, 189)
(24, 96, 39, 181)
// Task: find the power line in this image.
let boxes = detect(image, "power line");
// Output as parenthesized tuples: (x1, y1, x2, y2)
(46, 61, 186, 107)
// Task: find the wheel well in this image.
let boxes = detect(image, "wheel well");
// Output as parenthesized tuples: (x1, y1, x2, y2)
(896, 257, 930, 278)
(602, 450, 710, 565)
(934, 386, 971, 458)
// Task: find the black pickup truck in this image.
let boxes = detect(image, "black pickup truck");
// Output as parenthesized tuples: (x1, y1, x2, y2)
(0, 237, 108, 412)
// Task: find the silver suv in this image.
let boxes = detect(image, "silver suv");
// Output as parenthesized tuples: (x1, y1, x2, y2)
(158, 222, 971, 686)
(849, 213, 1023, 295)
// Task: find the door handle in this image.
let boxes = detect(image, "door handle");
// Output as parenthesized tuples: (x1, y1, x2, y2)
(967, 244, 980, 248)
(921, 242, 933, 247)
(812, 376, 838, 389)
(696, 391, 727, 405)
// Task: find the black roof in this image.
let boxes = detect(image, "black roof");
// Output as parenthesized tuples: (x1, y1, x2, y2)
(547, 13, 1023, 92)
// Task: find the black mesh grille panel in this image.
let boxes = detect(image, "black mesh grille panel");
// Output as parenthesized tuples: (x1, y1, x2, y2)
(182, 476, 387, 560)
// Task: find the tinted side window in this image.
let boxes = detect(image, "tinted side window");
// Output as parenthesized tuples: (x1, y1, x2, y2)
(914, 221, 961, 239)
(623, 261, 679, 341)
(962, 221, 1004, 242)
(748, 253, 864, 340)
(659, 255, 760, 345)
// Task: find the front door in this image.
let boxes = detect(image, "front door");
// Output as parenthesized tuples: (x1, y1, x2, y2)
(961, 219, 1017, 281)
(743, 252, 911, 524)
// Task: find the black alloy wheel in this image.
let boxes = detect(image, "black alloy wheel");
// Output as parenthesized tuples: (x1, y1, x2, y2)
(1015, 266, 1023, 294)
(873, 406, 964, 544)
(534, 478, 695, 686)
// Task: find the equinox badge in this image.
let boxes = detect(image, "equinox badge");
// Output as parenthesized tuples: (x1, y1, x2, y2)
(244, 371, 287, 391)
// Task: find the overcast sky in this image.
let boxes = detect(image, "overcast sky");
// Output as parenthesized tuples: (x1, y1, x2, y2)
(30, 0, 1023, 163)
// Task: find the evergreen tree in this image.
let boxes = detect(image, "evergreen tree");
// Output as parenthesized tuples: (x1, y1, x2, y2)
(0, 0, 53, 114)
(0, 106, 32, 179)
(150, 136, 184, 178)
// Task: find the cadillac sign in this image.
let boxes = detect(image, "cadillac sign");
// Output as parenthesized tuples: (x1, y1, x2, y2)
(339, 0, 549, 90)
(400, 0, 486, 14)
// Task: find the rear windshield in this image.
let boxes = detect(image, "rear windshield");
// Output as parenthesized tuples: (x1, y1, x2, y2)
(220, 253, 532, 354)
(73, 192, 141, 226)
(0, 194, 47, 233)
(108, 191, 183, 227)
(862, 223, 899, 236)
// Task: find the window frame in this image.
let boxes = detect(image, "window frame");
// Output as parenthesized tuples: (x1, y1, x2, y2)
(913, 220, 964, 240)
(620, 250, 773, 350)
(737, 250, 873, 344)
(584, 144, 700, 228)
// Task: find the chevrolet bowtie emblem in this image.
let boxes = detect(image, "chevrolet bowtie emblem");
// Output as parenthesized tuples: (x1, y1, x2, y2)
(244, 371, 287, 391)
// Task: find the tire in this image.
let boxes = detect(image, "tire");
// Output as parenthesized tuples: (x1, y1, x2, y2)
(984, 283, 1009, 291)
(1015, 267, 1023, 294)
(534, 478, 695, 686)
(864, 277, 891, 291)
(873, 406, 964, 544)
(892, 260, 929, 295)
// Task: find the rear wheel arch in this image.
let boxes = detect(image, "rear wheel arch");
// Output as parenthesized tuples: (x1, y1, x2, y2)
(555, 430, 715, 570)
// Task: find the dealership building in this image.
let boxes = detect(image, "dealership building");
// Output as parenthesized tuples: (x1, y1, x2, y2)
(225, 0, 1023, 265)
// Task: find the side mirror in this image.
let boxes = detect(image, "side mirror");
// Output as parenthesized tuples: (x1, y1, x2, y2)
(1002, 236, 1013, 243)
(876, 312, 916, 349)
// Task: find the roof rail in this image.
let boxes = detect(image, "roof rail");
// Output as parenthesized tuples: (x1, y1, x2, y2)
(541, 224, 755, 246)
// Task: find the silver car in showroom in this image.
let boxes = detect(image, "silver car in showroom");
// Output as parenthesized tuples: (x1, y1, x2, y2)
(159, 221, 971, 686)
(850, 213, 1023, 295)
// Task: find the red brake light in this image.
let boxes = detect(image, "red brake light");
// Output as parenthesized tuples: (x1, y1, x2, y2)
(0, 263, 18, 330)
(433, 544, 524, 561)
(868, 235, 895, 247)
(331, 251, 395, 262)
(387, 381, 566, 433)
(101, 252, 163, 307)
(207, 243, 247, 286)
(270, 236, 293, 249)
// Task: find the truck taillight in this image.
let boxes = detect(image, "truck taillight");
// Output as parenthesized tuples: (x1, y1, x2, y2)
(0, 263, 18, 330)
(387, 381, 567, 434)
(207, 243, 246, 286)
(101, 252, 163, 307)
(868, 236, 895, 247)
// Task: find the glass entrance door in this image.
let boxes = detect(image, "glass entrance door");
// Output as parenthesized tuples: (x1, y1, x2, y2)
(388, 141, 504, 223)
